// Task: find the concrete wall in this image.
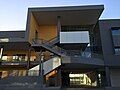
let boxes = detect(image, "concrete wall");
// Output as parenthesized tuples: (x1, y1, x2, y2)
(0, 76, 40, 84)
(99, 20, 115, 55)
(62, 56, 104, 66)
(0, 86, 61, 90)
(104, 55, 120, 66)
(63, 88, 104, 90)
(99, 19, 120, 66)
(110, 69, 120, 87)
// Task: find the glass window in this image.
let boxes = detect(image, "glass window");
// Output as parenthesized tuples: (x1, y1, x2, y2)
(111, 27, 120, 55)
(0, 38, 9, 42)
(61, 25, 89, 31)
(115, 48, 120, 55)
(111, 27, 120, 35)
(112, 29, 120, 35)
(13, 54, 26, 61)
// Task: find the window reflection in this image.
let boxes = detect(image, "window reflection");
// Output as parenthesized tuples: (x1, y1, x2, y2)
(115, 48, 120, 55)
(111, 27, 120, 55)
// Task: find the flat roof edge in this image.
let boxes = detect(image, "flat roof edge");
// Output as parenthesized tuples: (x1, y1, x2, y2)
(99, 19, 120, 22)
(28, 5, 104, 12)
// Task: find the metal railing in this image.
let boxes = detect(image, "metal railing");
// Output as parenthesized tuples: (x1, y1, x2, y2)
(9, 71, 19, 76)
(28, 70, 39, 76)
(32, 38, 47, 45)
(32, 37, 59, 45)
(32, 38, 67, 56)
(43, 36, 58, 45)
(82, 46, 103, 59)
(81, 51, 103, 59)
(1, 70, 39, 79)
(65, 50, 103, 59)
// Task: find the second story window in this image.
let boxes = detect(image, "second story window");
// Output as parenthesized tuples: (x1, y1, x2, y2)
(111, 27, 120, 35)
(111, 27, 120, 55)
(115, 47, 120, 55)
(61, 25, 90, 31)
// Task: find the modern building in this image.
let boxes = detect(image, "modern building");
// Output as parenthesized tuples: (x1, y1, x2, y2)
(0, 5, 120, 90)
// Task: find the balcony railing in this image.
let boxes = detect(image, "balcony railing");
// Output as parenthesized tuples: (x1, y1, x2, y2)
(28, 70, 39, 76)
(81, 52, 103, 59)
(65, 50, 103, 60)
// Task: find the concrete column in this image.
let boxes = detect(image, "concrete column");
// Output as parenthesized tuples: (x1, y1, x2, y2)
(105, 67, 111, 87)
(61, 71, 70, 87)
(27, 47, 31, 76)
(57, 16, 61, 38)
(100, 71, 106, 87)
(38, 51, 44, 90)
(56, 69, 62, 87)
(41, 52, 44, 82)
(0, 72, 2, 79)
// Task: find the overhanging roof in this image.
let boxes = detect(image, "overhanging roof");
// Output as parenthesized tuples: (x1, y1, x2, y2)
(29, 5, 104, 26)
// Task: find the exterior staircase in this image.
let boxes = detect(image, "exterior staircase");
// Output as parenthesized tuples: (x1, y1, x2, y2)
(32, 37, 65, 56)
(31, 37, 64, 75)
(29, 56, 61, 75)
(45, 37, 59, 47)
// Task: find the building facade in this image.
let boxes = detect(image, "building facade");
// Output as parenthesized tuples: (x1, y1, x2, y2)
(0, 5, 120, 90)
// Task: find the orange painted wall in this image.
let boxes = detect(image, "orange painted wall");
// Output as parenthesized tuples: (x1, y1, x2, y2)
(37, 26, 57, 60)
(28, 14, 58, 61)
(38, 25, 57, 41)
(28, 13, 39, 43)
(28, 14, 57, 42)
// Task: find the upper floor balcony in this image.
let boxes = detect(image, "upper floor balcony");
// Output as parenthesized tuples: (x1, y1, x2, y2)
(26, 5, 104, 44)
(62, 50, 104, 67)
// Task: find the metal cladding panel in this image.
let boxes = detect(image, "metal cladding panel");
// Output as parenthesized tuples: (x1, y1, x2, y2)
(43, 57, 61, 75)
(29, 57, 61, 75)
(60, 31, 89, 43)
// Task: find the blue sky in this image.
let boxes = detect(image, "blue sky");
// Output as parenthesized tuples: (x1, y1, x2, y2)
(0, 0, 120, 31)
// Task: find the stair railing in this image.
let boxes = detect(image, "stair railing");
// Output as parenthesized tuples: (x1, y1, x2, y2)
(32, 38, 47, 45)
(32, 37, 67, 56)
(44, 36, 58, 44)
(9, 71, 18, 76)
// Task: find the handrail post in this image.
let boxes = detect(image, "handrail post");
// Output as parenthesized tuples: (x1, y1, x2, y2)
(27, 45, 31, 76)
